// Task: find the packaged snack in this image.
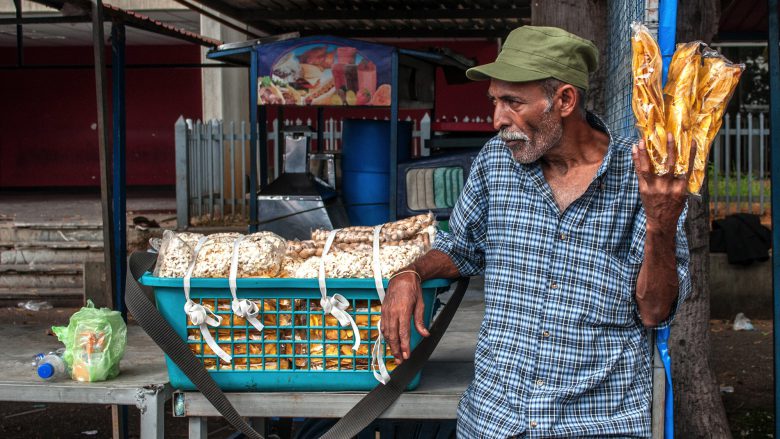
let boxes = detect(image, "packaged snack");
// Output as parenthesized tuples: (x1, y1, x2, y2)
(689, 50, 744, 194)
(663, 41, 703, 176)
(631, 22, 668, 175)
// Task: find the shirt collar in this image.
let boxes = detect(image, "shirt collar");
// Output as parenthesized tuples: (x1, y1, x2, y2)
(586, 111, 616, 180)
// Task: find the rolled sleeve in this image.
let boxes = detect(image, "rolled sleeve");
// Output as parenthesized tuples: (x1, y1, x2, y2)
(431, 149, 489, 277)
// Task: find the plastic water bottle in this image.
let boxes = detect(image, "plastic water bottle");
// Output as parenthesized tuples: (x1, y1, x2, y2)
(32, 349, 67, 381)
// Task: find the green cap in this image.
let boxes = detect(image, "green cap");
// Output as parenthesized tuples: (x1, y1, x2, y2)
(466, 26, 599, 91)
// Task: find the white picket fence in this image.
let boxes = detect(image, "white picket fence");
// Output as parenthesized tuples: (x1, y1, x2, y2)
(709, 112, 770, 218)
(175, 114, 432, 225)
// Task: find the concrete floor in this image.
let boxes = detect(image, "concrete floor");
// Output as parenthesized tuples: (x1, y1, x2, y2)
(0, 189, 177, 226)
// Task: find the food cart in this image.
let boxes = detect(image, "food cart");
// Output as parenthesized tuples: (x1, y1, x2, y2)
(206, 35, 474, 233)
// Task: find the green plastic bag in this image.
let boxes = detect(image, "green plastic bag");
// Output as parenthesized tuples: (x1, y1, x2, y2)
(52, 300, 127, 382)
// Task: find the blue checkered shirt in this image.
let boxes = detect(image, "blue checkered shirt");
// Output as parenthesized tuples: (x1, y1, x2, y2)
(433, 113, 692, 438)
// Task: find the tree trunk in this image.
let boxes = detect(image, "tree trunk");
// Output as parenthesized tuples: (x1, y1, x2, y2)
(670, 1, 732, 437)
(531, 0, 608, 115)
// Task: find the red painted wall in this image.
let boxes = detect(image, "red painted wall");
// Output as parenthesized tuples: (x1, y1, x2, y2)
(0, 45, 202, 188)
(0, 39, 495, 188)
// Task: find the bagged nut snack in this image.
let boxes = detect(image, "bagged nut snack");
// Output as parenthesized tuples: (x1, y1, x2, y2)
(234, 232, 286, 278)
(311, 213, 436, 247)
(190, 233, 242, 278)
(153, 230, 205, 277)
(159, 231, 285, 279)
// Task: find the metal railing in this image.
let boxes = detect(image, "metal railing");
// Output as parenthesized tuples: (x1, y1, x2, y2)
(174, 115, 432, 228)
(709, 112, 770, 218)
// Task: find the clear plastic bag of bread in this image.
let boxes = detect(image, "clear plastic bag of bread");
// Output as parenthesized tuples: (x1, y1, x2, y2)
(688, 49, 744, 194)
(631, 22, 668, 175)
(663, 41, 703, 176)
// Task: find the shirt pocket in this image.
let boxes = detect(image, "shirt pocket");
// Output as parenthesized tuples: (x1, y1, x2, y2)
(580, 249, 638, 327)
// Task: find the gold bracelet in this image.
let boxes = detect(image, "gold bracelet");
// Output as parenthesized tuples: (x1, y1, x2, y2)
(389, 269, 422, 283)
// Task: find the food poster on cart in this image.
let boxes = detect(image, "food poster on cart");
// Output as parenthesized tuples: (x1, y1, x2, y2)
(257, 36, 393, 106)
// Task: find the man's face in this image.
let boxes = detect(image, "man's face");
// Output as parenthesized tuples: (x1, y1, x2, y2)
(488, 79, 564, 163)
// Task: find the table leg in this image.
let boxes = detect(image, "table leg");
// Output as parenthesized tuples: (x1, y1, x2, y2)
(138, 387, 165, 439)
(189, 417, 207, 439)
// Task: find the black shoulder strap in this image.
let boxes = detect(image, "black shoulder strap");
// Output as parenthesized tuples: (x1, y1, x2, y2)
(126, 251, 469, 439)
(319, 276, 470, 439)
(126, 251, 264, 439)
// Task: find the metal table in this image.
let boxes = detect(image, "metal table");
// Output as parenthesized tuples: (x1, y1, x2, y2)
(176, 292, 484, 438)
(0, 324, 172, 439)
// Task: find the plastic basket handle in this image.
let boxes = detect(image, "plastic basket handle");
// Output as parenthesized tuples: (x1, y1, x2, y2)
(126, 251, 265, 439)
(320, 276, 471, 439)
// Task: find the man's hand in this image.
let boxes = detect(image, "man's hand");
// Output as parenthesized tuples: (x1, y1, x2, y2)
(381, 270, 430, 365)
(632, 133, 694, 326)
(632, 132, 695, 233)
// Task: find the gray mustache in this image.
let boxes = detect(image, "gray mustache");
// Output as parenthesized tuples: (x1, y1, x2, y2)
(499, 128, 530, 142)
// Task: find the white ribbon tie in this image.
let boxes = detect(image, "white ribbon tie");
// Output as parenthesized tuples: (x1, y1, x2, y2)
(229, 236, 265, 333)
(318, 229, 361, 351)
(184, 236, 232, 364)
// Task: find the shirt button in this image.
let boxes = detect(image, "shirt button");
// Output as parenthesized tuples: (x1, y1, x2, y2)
(530, 420, 538, 428)
(542, 330, 550, 338)
(550, 282, 558, 289)
(536, 379, 544, 386)
(559, 233, 567, 241)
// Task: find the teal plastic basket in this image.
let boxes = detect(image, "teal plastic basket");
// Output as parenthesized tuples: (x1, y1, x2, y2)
(140, 274, 450, 391)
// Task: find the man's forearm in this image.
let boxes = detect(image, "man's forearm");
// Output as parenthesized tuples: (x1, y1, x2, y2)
(636, 226, 679, 327)
(408, 249, 461, 280)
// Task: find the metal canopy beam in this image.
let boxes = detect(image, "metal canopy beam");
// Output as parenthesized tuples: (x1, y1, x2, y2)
(186, 0, 281, 35)
(242, 7, 530, 21)
(169, 0, 263, 39)
(293, 28, 522, 39)
(29, 0, 222, 47)
(0, 15, 89, 25)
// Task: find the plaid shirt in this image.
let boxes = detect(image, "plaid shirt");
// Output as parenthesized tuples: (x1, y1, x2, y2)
(433, 113, 692, 438)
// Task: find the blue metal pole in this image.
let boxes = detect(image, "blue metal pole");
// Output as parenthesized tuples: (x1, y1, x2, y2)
(658, 0, 678, 81)
(110, 20, 128, 439)
(768, 0, 780, 436)
(657, 1, 677, 438)
(389, 49, 399, 221)
(111, 22, 127, 318)
(249, 49, 259, 232)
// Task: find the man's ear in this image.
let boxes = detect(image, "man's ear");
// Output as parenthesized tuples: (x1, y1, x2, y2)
(558, 84, 578, 118)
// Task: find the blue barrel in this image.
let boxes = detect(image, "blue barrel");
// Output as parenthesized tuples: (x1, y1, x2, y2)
(341, 120, 411, 225)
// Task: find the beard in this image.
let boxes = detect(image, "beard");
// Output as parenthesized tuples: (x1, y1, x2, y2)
(499, 108, 563, 164)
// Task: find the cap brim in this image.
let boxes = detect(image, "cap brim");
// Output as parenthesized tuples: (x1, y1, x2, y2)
(466, 60, 551, 83)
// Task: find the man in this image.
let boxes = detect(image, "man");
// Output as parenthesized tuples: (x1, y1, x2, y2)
(381, 26, 693, 438)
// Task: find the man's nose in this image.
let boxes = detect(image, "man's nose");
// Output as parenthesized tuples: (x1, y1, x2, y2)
(492, 103, 508, 131)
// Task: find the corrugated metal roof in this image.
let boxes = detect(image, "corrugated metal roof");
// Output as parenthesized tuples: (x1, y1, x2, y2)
(191, 0, 531, 39)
